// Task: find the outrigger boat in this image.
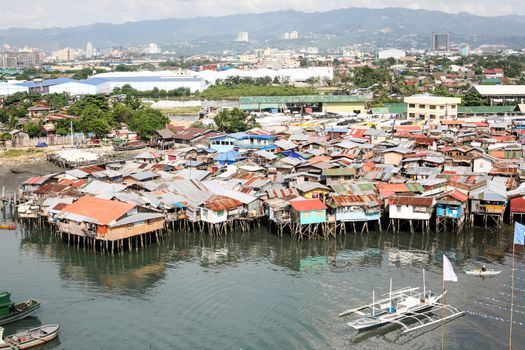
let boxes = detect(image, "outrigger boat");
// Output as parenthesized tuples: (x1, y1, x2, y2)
(0, 292, 40, 326)
(464, 269, 501, 276)
(339, 270, 464, 333)
(0, 325, 59, 349)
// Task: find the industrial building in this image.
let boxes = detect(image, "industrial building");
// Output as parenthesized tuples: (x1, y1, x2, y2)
(239, 95, 368, 114)
(473, 85, 525, 105)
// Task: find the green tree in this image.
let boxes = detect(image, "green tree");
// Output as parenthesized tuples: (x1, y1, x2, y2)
(114, 64, 135, 72)
(112, 103, 135, 124)
(462, 90, 488, 106)
(77, 106, 112, 137)
(68, 95, 110, 116)
(23, 121, 42, 137)
(128, 109, 169, 140)
(0, 109, 9, 124)
(72, 68, 93, 80)
(45, 93, 69, 110)
(213, 108, 259, 133)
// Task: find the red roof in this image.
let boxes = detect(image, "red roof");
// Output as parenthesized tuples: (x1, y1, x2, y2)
(61, 196, 135, 225)
(389, 196, 434, 207)
(449, 190, 468, 203)
(290, 199, 327, 211)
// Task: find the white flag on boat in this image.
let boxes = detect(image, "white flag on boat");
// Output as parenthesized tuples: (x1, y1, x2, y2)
(443, 254, 457, 282)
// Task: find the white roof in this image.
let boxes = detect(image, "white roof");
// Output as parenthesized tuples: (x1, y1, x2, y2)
(474, 85, 525, 96)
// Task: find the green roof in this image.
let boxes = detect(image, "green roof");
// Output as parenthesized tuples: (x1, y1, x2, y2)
(458, 105, 516, 114)
(322, 168, 357, 176)
(406, 183, 425, 193)
(381, 103, 407, 114)
(239, 95, 368, 104)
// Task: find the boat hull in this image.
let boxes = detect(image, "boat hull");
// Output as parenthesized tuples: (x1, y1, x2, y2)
(0, 324, 59, 350)
(0, 300, 40, 326)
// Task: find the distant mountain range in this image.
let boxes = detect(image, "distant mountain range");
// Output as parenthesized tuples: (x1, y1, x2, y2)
(2, 7, 525, 54)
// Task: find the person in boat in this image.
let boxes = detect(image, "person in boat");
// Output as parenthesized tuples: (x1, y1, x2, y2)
(481, 265, 487, 272)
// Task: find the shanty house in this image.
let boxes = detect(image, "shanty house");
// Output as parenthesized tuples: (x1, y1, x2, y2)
(469, 181, 507, 216)
(322, 168, 357, 186)
(293, 182, 330, 200)
(200, 195, 244, 224)
(388, 196, 435, 221)
(56, 196, 164, 241)
(290, 199, 327, 225)
(328, 195, 382, 222)
(435, 190, 468, 219)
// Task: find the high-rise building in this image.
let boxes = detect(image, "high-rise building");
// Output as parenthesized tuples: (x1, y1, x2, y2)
(85, 42, 94, 58)
(289, 31, 298, 40)
(236, 32, 249, 42)
(432, 32, 450, 52)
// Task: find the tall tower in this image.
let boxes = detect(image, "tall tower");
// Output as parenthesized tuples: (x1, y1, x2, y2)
(86, 42, 93, 58)
(432, 32, 449, 51)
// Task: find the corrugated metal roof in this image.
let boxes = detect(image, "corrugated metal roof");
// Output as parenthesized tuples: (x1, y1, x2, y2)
(61, 196, 135, 225)
(389, 196, 434, 207)
(204, 195, 243, 211)
(239, 95, 367, 104)
(330, 194, 383, 207)
(322, 168, 357, 176)
(290, 199, 327, 211)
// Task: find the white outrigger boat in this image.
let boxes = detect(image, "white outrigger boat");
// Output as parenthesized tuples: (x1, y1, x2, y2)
(339, 270, 464, 333)
(0, 324, 59, 349)
(464, 269, 501, 276)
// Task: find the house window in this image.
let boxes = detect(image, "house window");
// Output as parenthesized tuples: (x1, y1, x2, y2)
(429, 105, 436, 110)
(217, 210, 225, 216)
(419, 104, 426, 109)
(440, 106, 445, 109)
(396, 205, 401, 212)
(409, 104, 416, 108)
(450, 105, 457, 109)
(409, 113, 415, 118)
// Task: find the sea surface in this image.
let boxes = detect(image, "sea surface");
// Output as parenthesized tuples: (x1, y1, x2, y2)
(1, 208, 524, 350)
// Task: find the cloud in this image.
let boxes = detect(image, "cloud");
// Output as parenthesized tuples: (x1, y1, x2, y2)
(0, 0, 524, 29)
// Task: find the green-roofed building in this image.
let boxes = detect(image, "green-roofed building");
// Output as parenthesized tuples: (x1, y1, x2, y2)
(458, 105, 517, 116)
(239, 95, 368, 114)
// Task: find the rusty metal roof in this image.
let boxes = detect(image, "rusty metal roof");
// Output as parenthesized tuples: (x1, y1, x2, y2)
(330, 194, 383, 208)
(389, 196, 434, 207)
(204, 195, 243, 211)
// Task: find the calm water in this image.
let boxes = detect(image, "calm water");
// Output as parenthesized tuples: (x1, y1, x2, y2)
(1, 211, 524, 349)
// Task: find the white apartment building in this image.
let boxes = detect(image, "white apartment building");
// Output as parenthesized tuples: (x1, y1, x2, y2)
(404, 94, 462, 123)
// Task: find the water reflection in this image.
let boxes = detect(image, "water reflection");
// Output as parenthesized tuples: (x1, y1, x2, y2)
(17, 223, 516, 294)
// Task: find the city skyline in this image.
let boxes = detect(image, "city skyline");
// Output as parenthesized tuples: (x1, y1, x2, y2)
(1, 0, 525, 30)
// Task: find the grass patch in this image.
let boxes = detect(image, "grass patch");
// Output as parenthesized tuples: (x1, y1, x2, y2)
(159, 107, 201, 115)
(0, 148, 45, 158)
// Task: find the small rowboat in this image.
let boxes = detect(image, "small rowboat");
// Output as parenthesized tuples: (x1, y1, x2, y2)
(465, 269, 501, 276)
(0, 324, 59, 349)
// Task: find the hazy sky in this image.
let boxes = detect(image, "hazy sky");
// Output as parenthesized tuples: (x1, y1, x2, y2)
(2, 0, 523, 29)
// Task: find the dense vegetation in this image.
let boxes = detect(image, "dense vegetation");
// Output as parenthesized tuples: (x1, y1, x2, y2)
(112, 84, 191, 98)
(213, 108, 260, 133)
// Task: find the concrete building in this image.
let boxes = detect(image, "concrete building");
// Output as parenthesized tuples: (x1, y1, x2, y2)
(404, 94, 461, 123)
(378, 49, 405, 60)
(236, 32, 249, 42)
(432, 32, 450, 52)
(53, 48, 77, 62)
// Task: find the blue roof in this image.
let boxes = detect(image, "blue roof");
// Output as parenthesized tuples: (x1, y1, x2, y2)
(88, 76, 203, 83)
(239, 134, 276, 140)
(214, 150, 240, 162)
(281, 150, 307, 160)
(16, 78, 73, 88)
(78, 78, 109, 86)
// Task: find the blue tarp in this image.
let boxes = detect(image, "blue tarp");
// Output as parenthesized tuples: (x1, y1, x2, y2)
(282, 150, 307, 160)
